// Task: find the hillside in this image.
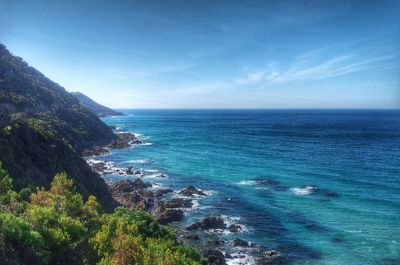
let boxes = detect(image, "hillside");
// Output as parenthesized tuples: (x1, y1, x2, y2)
(72, 92, 123, 117)
(0, 44, 116, 210)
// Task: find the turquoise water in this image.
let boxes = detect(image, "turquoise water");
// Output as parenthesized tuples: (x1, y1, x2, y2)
(102, 109, 400, 265)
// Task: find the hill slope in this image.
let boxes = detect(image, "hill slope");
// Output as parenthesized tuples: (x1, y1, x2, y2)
(0, 44, 117, 210)
(72, 92, 123, 117)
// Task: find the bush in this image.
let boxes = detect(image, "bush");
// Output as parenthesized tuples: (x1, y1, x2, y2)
(0, 163, 203, 265)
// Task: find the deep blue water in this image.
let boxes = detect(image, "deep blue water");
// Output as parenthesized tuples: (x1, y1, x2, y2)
(102, 109, 400, 265)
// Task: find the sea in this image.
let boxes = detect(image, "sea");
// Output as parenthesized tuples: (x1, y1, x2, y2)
(100, 109, 400, 265)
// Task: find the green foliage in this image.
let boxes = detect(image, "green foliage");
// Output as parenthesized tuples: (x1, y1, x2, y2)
(0, 161, 19, 207)
(27, 118, 55, 139)
(0, 212, 46, 264)
(0, 166, 203, 265)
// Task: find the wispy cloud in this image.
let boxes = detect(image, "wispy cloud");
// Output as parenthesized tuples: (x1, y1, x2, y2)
(236, 49, 398, 86)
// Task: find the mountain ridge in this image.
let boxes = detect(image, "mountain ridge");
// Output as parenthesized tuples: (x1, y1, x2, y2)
(0, 43, 117, 210)
(71, 91, 123, 117)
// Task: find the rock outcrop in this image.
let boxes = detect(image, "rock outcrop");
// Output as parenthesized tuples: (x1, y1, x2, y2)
(187, 216, 226, 230)
(153, 201, 184, 225)
(108, 133, 141, 149)
(179, 185, 206, 196)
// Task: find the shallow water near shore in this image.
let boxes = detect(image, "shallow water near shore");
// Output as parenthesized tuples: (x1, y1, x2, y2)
(102, 109, 400, 265)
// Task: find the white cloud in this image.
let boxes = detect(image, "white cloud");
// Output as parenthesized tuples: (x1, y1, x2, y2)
(236, 49, 398, 86)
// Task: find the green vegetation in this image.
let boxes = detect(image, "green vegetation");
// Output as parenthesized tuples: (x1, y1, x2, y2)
(27, 118, 55, 139)
(0, 162, 203, 265)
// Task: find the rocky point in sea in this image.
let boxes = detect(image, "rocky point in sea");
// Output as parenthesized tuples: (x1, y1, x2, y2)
(83, 131, 283, 265)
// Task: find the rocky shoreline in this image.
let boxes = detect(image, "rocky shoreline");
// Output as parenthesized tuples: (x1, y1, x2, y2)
(83, 131, 284, 265)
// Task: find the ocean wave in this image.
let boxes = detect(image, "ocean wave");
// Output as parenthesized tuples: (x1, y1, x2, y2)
(237, 180, 257, 185)
(226, 252, 257, 265)
(290, 186, 317, 196)
(145, 169, 159, 173)
(125, 159, 153, 164)
(140, 142, 154, 146)
(142, 173, 168, 179)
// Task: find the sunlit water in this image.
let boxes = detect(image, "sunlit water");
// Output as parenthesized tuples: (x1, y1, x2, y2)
(102, 109, 400, 265)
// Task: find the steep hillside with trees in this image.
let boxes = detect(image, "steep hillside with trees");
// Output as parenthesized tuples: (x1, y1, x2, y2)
(0, 44, 116, 210)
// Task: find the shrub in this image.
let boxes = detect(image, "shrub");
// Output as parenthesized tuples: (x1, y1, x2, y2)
(0, 164, 203, 265)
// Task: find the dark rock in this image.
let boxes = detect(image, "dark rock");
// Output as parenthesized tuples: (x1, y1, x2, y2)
(143, 189, 173, 197)
(202, 249, 226, 265)
(164, 198, 193, 208)
(126, 166, 134, 175)
(82, 147, 110, 157)
(224, 252, 232, 259)
(108, 132, 141, 149)
(228, 224, 243, 233)
(153, 201, 184, 225)
(207, 240, 224, 246)
(232, 238, 249, 247)
(179, 185, 206, 196)
(143, 188, 173, 198)
(187, 216, 226, 230)
(110, 179, 154, 210)
(90, 161, 107, 174)
(112, 190, 153, 211)
(110, 179, 151, 193)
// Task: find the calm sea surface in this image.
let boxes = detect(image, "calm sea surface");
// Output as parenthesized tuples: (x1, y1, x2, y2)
(102, 109, 400, 265)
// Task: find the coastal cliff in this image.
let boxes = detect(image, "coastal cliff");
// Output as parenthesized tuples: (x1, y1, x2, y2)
(0, 43, 203, 265)
(0, 44, 116, 210)
(71, 91, 123, 117)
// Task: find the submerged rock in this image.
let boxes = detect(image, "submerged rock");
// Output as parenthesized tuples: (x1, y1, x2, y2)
(187, 216, 226, 230)
(257, 250, 285, 265)
(183, 234, 199, 240)
(179, 185, 206, 196)
(232, 238, 249, 247)
(207, 240, 224, 246)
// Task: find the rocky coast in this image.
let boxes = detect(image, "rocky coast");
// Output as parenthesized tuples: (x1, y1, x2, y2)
(83, 131, 284, 265)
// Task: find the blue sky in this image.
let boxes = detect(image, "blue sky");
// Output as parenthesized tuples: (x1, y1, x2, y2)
(1, 0, 399, 108)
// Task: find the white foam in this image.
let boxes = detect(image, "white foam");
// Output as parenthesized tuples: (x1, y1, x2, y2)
(201, 189, 215, 196)
(221, 215, 242, 225)
(140, 142, 154, 146)
(226, 252, 257, 265)
(142, 173, 168, 179)
(145, 169, 159, 173)
(290, 186, 316, 196)
(126, 159, 153, 164)
(238, 180, 257, 185)
(132, 132, 143, 137)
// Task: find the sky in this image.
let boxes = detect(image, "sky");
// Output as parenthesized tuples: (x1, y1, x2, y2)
(0, 0, 399, 108)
